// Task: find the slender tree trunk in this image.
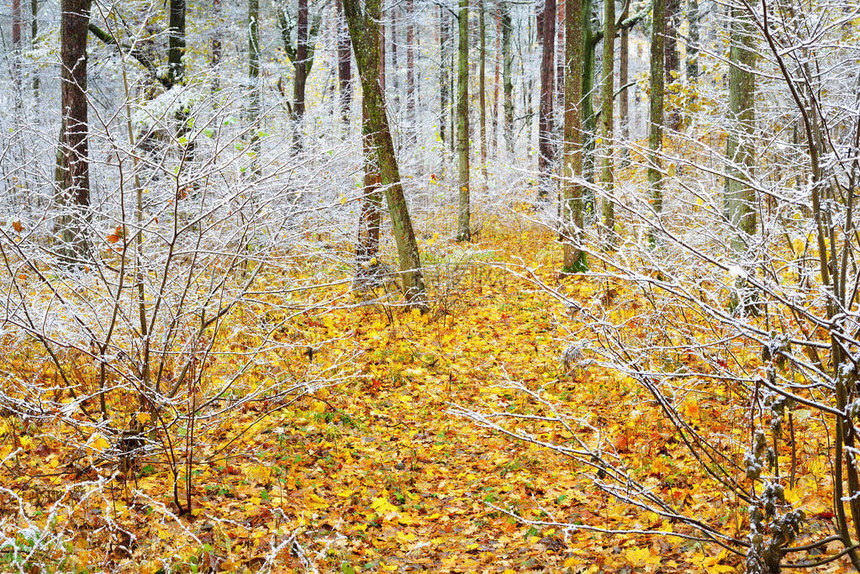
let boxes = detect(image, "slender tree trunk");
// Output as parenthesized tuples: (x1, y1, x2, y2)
(440, 4, 451, 153)
(343, 0, 428, 308)
(599, 0, 615, 243)
(338, 0, 353, 128)
(648, 0, 666, 239)
(406, 0, 415, 134)
(12, 0, 22, 112)
(167, 0, 186, 85)
(501, 0, 514, 154)
(492, 2, 501, 153)
(390, 3, 398, 100)
(30, 0, 38, 98)
(293, 0, 309, 150)
(562, 0, 586, 272)
(619, 0, 629, 163)
(581, 0, 597, 185)
(686, 0, 699, 82)
(664, 0, 680, 131)
(538, 0, 557, 201)
(478, 0, 488, 185)
(725, 4, 757, 245)
(211, 0, 222, 92)
(248, 0, 261, 176)
(456, 0, 471, 240)
(56, 0, 92, 260)
(360, 102, 383, 263)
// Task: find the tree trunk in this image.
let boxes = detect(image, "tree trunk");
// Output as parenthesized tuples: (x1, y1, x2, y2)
(293, 0, 309, 150)
(686, 0, 699, 82)
(664, 0, 680, 131)
(248, 0, 261, 177)
(360, 102, 383, 263)
(456, 0, 471, 241)
(648, 0, 666, 237)
(619, 0, 629, 163)
(562, 0, 586, 272)
(12, 0, 22, 111)
(343, 0, 428, 308)
(599, 0, 615, 244)
(440, 4, 451, 153)
(492, 2, 501, 153)
(501, 0, 514, 154)
(30, 0, 39, 98)
(406, 0, 415, 134)
(725, 4, 757, 246)
(538, 0, 556, 201)
(337, 0, 353, 128)
(167, 0, 186, 85)
(56, 0, 92, 260)
(581, 0, 597, 186)
(478, 0, 488, 184)
(211, 0, 222, 92)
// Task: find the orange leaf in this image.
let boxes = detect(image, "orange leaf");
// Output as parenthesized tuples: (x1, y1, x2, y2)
(107, 234, 120, 244)
(12, 220, 23, 233)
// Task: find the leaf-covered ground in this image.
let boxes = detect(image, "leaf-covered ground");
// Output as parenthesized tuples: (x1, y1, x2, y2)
(0, 222, 847, 573)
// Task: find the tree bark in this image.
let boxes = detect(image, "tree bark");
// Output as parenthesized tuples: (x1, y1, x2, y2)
(581, 0, 597, 185)
(501, 0, 514, 154)
(406, 0, 415, 134)
(440, 3, 451, 154)
(478, 0, 488, 184)
(167, 0, 186, 85)
(492, 2, 501, 153)
(293, 0, 309, 150)
(619, 0, 629, 162)
(725, 4, 757, 246)
(664, 0, 680, 131)
(456, 0, 471, 240)
(56, 0, 92, 260)
(248, 0, 261, 176)
(599, 0, 615, 244)
(30, 0, 39, 98)
(211, 0, 221, 92)
(12, 0, 22, 107)
(343, 0, 428, 308)
(538, 0, 557, 201)
(648, 0, 666, 238)
(337, 0, 353, 128)
(562, 0, 586, 272)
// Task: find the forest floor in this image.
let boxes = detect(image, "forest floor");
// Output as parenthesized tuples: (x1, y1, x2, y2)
(2, 219, 844, 573)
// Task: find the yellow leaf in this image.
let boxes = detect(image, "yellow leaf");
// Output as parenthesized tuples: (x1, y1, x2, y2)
(90, 434, 110, 452)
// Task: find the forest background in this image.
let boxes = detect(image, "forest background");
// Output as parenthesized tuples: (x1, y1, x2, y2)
(0, 0, 859, 572)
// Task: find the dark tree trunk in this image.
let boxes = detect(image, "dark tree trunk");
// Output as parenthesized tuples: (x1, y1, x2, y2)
(167, 0, 186, 85)
(538, 0, 557, 200)
(211, 0, 221, 92)
(56, 0, 92, 259)
(501, 0, 514, 153)
(293, 0, 309, 149)
(456, 0, 471, 240)
(30, 0, 39, 98)
(343, 0, 428, 308)
(248, 0, 261, 176)
(406, 0, 415, 132)
(337, 0, 353, 128)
